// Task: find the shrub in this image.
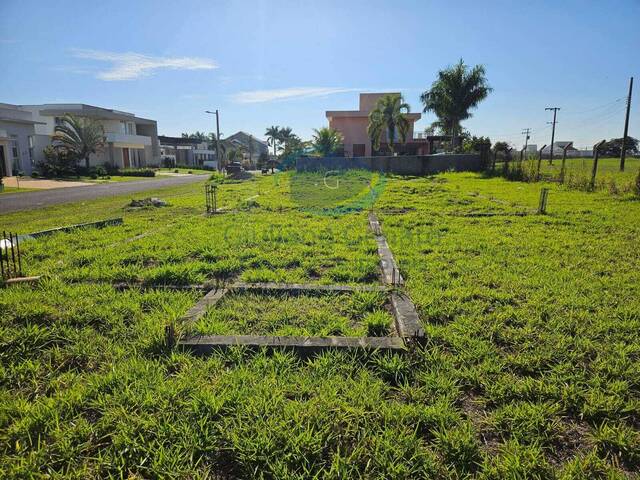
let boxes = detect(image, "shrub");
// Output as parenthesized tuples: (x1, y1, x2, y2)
(37, 146, 79, 177)
(119, 168, 156, 177)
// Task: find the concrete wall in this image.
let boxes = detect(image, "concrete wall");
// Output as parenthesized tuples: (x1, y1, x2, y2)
(296, 154, 483, 176)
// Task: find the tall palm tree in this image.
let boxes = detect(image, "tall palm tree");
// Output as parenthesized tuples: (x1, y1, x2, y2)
(53, 114, 106, 169)
(312, 127, 343, 156)
(420, 59, 492, 149)
(367, 94, 411, 155)
(265, 126, 281, 156)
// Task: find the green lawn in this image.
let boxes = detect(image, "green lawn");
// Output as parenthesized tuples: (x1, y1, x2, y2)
(156, 167, 214, 175)
(1, 171, 638, 478)
(0, 186, 38, 195)
(193, 290, 391, 337)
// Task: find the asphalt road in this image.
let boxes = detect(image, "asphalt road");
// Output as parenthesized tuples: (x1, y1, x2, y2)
(0, 174, 209, 214)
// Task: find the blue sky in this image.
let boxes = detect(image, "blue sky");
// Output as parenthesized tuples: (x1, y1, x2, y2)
(1, 0, 638, 148)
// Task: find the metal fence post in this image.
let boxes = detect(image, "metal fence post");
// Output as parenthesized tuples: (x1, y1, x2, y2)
(538, 188, 549, 214)
(590, 140, 606, 190)
(537, 145, 547, 180)
(560, 142, 573, 184)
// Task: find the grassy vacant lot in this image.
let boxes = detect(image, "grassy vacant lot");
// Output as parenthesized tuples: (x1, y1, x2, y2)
(1, 169, 639, 478)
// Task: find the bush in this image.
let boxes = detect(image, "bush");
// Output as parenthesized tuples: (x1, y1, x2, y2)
(209, 171, 225, 184)
(37, 146, 79, 177)
(119, 168, 156, 177)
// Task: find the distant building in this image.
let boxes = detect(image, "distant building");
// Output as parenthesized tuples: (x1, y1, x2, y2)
(326, 93, 422, 157)
(158, 136, 218, 169)
(225, 131, 269, 167)
(0, 103, 44, 176)
(541, 141, 578, 156)
(22, 104, 161, 169)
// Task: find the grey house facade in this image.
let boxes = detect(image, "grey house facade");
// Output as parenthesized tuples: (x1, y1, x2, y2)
(22, 104, 161, 169)
(0, 103, 44, 176)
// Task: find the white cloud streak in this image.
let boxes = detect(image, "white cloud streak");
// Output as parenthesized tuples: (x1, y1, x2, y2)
(70, 49, 218, 81)
(231, 87, 361, 104)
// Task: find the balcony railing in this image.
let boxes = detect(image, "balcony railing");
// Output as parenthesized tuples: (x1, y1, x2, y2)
(105, 132, 151, 146)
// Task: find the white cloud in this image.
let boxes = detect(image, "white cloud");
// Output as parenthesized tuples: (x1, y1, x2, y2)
(70, 49, 218, 81)
(231, 87, 361, 104)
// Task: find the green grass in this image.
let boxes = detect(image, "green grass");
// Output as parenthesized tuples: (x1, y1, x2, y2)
(0, 186, 38, 194)
(192, 290, 391, 337)
(157, 167, 213, 174)
(1, 170, 639, 478)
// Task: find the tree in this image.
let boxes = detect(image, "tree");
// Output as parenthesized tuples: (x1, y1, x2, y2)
(53, 114, 106, 170)
(463, 136, 491, 153)
(420, 59, 492, 150)
(181, 131, 208, 142)
(367, 94, 411, 155)
(312, 127, 343, 156)
(265, 126, 281, 156)
(599, 137, 639, 157)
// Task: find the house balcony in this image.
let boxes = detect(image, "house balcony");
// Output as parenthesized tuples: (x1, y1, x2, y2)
(105, 132, 152, 149)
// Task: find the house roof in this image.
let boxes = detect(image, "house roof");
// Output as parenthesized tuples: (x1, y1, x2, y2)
(22, 103, 156, 124)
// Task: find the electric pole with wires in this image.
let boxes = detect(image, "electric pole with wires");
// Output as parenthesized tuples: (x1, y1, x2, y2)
(620, 77, 633, 172)
(545, 107, 560, 164)
(522, 128, 531, 151)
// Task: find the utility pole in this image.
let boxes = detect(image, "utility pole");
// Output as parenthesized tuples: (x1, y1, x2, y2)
(620, 76, 634, 172)
(205, 110, 222, 171)
(545, 107, 560, 164)
(522, 128, 531, 151)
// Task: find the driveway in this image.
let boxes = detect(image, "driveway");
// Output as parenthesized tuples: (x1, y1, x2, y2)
(2, 177, 94, 189)
(0, 174, 209, 214)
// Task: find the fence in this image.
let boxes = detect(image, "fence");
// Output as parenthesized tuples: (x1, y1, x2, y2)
(1, 232, 22, 281)
(489, 147, 640, 194)
(296, 154, 484, 175)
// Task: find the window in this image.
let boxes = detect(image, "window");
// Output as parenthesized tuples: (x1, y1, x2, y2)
(10, 135, 21, 172)
(54, 117, 64, 126)
(28, 136, 34, 163)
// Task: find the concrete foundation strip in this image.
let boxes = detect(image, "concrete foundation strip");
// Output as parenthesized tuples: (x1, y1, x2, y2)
(368, 212, 425, 344)
(175, 213, 425, 354)
(230, 282, 389, 294)
(27, 218, 124, 239)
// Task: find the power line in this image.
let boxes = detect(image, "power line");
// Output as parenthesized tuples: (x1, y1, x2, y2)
(545, 107, 560, 163)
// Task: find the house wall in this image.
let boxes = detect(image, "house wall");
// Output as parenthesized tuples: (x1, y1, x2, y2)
(296, 154, 484, 175)
(0, 120, 36, 176)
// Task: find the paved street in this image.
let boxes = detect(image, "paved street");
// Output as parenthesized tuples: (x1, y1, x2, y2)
(0, 174, 209, 214)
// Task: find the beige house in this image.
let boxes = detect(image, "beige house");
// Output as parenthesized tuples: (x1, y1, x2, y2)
(22, 104, 161, 169)
(326, 93, 421, 157)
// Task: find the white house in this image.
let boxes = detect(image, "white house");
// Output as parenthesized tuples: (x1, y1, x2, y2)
(0, 103, 44, 176)
(158, 135, 218, 169)
(22, 104, 161, 169)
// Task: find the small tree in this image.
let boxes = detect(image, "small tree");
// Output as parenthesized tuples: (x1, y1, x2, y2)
(265, 126, 281, 156)
(463, 136, 491, 153)
(367, 94, 411, 155)
(53, 114, 105, 170)
(312, 127, 343, 156)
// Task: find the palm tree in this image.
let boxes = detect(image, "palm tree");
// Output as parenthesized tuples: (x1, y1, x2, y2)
(312, 127, 343, 156)
(265, 126, 281, 156)
(367, 94, 411, 155)
(53, 114, 106, 170)
(420, 59, 492, 149)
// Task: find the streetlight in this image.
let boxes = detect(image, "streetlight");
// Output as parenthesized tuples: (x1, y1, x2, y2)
(205, 110, 221, 171)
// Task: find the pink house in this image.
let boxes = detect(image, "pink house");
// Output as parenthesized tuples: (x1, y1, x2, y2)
(326, 93, 422, 157)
